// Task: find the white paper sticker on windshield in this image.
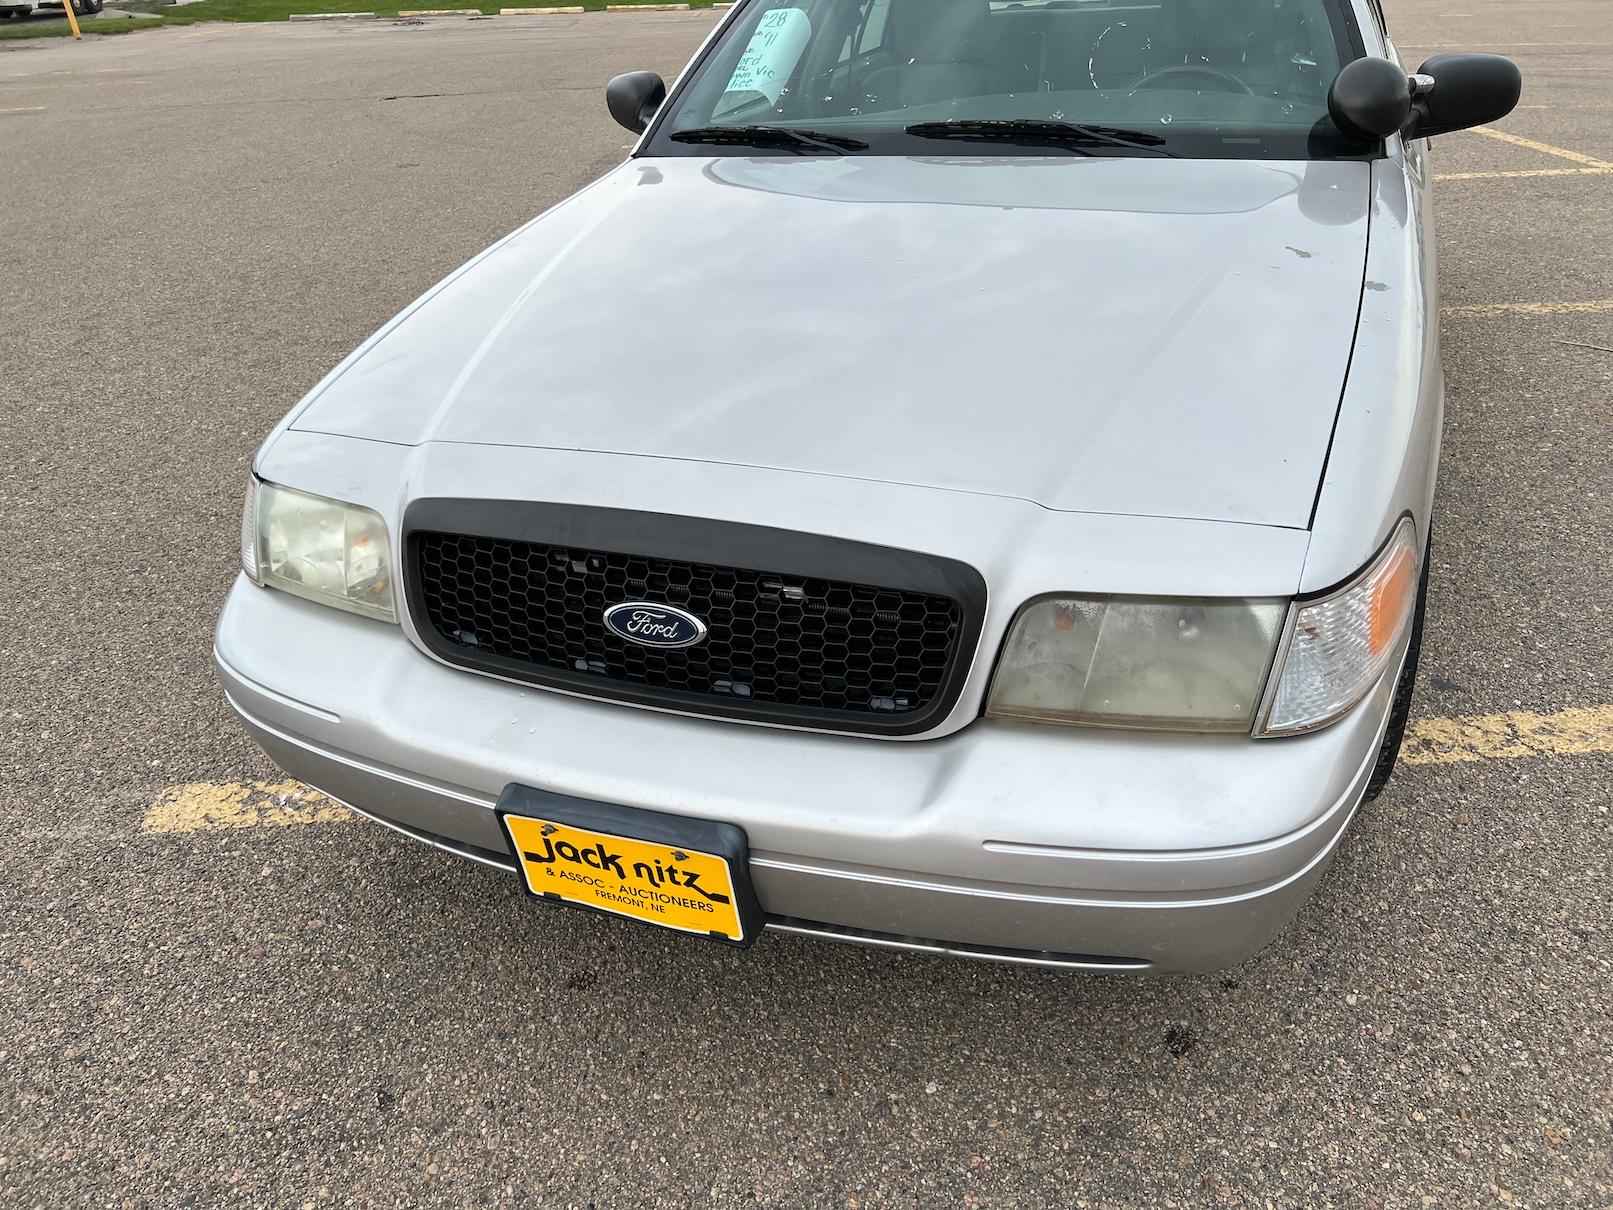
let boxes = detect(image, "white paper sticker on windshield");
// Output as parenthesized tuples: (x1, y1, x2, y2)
(724, 7, 812, 105)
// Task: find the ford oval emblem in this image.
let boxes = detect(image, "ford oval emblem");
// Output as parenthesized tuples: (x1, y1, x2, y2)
(603, 601, 709, 649)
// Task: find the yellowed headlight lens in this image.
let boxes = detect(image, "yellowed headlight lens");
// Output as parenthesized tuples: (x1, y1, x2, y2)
(255, 482, 396, 622)
(987, 596, 1286, 732)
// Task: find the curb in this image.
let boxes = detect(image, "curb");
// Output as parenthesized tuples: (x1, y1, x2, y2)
(398, 6, 481, 12)
(605, 3, 690, 9)
(499, 5, 584, 11)
(288, 11, 378, 19)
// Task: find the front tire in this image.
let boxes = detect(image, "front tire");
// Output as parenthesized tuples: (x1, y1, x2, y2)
(73, 0, 103, 14)
(1362, 525, 1432, 801)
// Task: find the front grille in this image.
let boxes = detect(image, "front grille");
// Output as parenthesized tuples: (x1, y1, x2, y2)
(412, 531, 966, 729)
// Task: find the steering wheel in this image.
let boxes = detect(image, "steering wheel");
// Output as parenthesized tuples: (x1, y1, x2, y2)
(1129, 64, 1254, 95)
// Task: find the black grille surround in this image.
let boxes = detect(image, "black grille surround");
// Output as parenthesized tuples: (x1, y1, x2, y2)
(402, 501, 988, 737)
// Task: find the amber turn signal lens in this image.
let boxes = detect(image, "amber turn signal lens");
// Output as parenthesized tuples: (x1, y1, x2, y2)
(1368, 543, 1416, 656)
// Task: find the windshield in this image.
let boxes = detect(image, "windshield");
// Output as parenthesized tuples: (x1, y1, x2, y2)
(648, 0, 1368, 159)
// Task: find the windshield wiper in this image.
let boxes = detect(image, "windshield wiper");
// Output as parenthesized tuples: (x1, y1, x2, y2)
(903, 119, 1174, 156)
(669, 125, 870, 154)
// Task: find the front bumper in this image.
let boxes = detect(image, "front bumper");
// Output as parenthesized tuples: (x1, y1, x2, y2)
(215, 576, 1398, 973)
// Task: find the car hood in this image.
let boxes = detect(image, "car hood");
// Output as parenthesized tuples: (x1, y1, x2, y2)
(291, 155, 1371, 528)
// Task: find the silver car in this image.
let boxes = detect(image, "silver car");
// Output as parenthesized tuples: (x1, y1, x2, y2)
(216, 0, 1521, 972)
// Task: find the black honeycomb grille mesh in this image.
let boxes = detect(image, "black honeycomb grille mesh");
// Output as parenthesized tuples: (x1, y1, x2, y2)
(414, 532, 964, 720)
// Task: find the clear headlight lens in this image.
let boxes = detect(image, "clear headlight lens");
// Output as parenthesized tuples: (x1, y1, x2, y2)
(1256, 518, 1419, 736)
(986, 596, 1286, 732)
(249, 481, 396, 622)
(240, 476, 259, 583)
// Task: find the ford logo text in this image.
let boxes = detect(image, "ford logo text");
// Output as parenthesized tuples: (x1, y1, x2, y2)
(602, 601, 709, 649)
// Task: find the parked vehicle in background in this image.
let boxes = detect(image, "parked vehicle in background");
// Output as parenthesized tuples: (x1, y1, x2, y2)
(217, 0, 1521, 972)
(1, 0, 106, 17)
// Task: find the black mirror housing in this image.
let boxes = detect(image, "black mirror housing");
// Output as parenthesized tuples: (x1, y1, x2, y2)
(606, 71, 667, 135)
(1327, 56, 1413, 141)
(1408, 53, 1522, 138)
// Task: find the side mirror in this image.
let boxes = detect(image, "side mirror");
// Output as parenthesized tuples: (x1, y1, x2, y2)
(1407, 52, 1522, 138)
(1327, 57, 1412, 141)
(606, 71, 667, 135)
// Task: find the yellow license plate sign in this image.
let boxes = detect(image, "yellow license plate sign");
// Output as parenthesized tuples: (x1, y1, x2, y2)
(502, 808, 753, 942)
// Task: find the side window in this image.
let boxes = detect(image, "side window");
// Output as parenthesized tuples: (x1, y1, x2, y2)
(856, 0, 891, 55)
(829, 0, 889, 68)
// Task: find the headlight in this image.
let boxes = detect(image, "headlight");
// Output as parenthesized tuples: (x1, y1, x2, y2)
(986, 596, 1286, 732)
(1255, 518, 1419, 736)
(246, 479, 396, 622)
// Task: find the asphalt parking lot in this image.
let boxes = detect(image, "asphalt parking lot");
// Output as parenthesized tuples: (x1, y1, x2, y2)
(2, 1, 1610, 1205)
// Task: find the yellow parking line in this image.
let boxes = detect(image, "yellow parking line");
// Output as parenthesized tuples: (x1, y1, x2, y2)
(1436, 167, 1613, 181)
(1443, 300, 1613, 318)
(142, 779, 349, 833)
(1401, 705, 1613, 766)
(143, 703, 1612, 832)
(1468, 126, 1613, 169)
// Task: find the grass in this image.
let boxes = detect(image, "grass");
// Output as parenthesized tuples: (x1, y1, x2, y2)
(0, 0, 715, 40)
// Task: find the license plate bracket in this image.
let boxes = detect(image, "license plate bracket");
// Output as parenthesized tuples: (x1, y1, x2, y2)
(497, 784, 763, 946)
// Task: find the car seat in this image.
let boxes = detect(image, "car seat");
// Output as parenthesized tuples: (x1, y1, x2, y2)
(860, 0, 1034, 109)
